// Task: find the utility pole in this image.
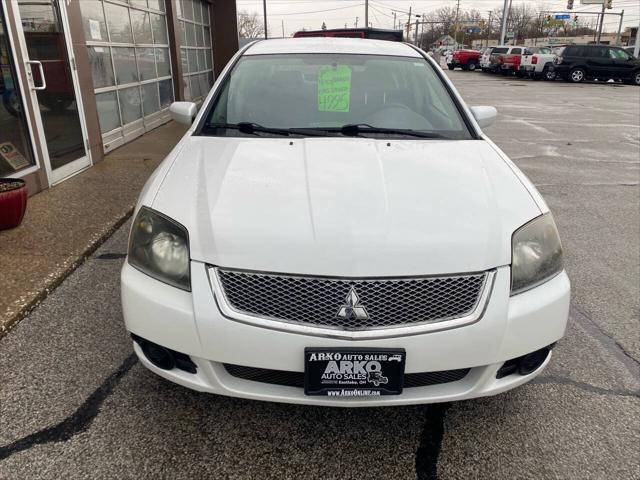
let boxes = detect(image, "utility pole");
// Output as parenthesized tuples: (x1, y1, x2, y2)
(415, 17, 420, 45)
(486, 11, 492, 48)
(263, 0, 268, 39)
(454, 0, 460, 46)
(365, 0, 368, 30)
(407, 6, 412, 41)
(615, 10, 624, 45)
(596, 3, 605, 43)
(393, 12, 396, 30)
(281, 19, 284, 37)
(634, 24, 640, 58)
(499, 0, 509, 45)
(355, 16, 359, 28)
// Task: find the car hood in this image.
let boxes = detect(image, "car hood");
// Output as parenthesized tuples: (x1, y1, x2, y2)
(151, 136, 541, 277)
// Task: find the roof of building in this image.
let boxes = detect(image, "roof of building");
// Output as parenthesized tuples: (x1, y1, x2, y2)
(244, 38, 421, 57)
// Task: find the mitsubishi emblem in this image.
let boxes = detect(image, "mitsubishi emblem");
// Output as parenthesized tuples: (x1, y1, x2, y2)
(337, 287, 369, 320)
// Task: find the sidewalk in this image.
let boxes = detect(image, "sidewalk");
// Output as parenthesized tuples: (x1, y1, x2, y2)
(0, 121, 187, 339)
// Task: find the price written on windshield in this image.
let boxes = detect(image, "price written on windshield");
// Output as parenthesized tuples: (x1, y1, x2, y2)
(317, 65, 351, 113)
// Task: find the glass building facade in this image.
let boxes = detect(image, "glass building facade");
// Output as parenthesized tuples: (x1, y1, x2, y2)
(0, 0, 237, 193)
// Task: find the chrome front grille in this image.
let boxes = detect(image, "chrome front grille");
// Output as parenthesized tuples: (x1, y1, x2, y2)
(215, 268, 489, 331)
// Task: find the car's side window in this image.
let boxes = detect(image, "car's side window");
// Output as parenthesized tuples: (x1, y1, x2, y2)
(511, 48, 521, 54)
(608, 48, 631, 60)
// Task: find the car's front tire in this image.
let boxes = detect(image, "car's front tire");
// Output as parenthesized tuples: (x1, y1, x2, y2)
(467, 62, 477, 71)
(632, 70, 640, 86)
(569, 67, 586, 83)
(447, 64, 455, 70)
(543, 66, 556, 81)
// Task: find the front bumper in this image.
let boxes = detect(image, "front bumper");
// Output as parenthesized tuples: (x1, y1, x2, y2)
(121, 263, 570, 406)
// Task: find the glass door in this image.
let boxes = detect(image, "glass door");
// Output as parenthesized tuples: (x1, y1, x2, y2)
(0, 2, 36, 178)
(15, 0, 90, 184)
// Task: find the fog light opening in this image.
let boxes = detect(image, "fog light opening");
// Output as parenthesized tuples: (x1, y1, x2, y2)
(140, 340, 176, 370)
(517, 347, 550, 376)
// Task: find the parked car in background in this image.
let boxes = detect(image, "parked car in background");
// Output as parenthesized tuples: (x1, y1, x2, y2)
(486, 46, 510, 73)
(520, 46, 557, 80)
(496, 46, 527, 75)
(479, 47, 494, 71)
(552, 44, 640, 85)
(447, 49, 481, 71)
(445, 50, 453, 67)
(293, 27, 403, 42)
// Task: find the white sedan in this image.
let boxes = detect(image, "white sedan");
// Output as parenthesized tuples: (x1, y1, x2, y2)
(121, 38, 570, 406)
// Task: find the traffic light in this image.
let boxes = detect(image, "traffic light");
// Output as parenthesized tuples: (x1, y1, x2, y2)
(567, 0, 574, 9)
(605, 0, 613, 8)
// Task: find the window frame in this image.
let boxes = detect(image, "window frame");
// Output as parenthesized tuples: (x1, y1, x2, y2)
(176, 0, 214, 103)
(82, 0, 175, 148)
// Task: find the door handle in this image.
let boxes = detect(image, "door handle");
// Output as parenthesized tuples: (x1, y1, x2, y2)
(26, 60, 47, 91)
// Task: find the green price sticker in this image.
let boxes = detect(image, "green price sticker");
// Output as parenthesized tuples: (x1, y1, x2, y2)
(317, 65, 351, 113)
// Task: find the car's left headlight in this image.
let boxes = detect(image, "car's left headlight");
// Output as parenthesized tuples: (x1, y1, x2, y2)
(128, 207, 190, 291)
(511, 213, 563, 295)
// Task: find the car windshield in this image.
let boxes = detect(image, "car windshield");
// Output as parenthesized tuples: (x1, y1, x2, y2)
(492, 47, 509, 54)
(201, 53, 472, 140)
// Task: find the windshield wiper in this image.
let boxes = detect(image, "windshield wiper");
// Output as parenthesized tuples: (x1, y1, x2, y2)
(337, 124, 446, 139)
(204, 122, 291, 136)
(203, 122, 328, 137)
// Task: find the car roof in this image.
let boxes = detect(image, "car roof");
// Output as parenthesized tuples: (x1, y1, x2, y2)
(243, 38, 422, 58)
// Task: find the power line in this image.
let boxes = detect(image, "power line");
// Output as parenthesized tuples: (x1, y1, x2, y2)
(239, 3, 365, 17)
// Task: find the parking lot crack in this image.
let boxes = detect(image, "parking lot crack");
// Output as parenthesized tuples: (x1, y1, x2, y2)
(415, 402, 451, 480)
(570, 305, 640, 373)
(532, 375, 640, 399)
(95, 252, 127, 260)
(0, 354, 137, 461)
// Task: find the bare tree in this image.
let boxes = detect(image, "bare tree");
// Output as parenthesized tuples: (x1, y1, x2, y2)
(237, 10, 265, 39)
(418, 4, 596, 48)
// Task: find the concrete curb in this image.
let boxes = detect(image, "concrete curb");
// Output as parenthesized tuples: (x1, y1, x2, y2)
(0, 209, 134, 341)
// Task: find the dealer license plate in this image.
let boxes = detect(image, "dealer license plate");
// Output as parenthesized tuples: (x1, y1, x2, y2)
(304, 348, 406, 397)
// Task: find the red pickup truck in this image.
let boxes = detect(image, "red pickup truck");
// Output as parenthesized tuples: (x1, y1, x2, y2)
(447, 49, 481, 71)
(493, 46, 526, 75)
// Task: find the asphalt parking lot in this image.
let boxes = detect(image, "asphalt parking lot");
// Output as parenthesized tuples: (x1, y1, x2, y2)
(1, 70, 639, 480)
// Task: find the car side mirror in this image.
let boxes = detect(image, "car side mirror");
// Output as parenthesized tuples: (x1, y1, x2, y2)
(170, 102, 197, 125)
(470, 106, 497, 129)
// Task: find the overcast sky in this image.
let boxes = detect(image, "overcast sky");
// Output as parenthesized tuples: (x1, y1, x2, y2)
(236, 0, 640, 37)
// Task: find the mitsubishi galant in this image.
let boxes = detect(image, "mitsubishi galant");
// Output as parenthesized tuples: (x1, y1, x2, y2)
(121, 38, 570, 406)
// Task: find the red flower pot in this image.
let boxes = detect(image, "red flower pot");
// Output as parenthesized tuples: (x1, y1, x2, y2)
(0, 178, 28, 230)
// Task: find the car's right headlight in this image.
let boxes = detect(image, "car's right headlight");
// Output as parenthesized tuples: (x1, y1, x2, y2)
(128, 207, 190, 291)
(511, 213, 563, 295)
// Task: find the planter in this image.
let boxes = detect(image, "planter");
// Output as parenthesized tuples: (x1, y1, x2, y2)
(0, 178, 28, 230)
